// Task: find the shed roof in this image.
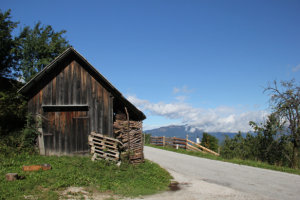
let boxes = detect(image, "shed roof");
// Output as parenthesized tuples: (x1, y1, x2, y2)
(18, 47, 146, 121)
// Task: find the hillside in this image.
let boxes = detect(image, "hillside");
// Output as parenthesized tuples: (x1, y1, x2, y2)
(145, 125, 248, 144)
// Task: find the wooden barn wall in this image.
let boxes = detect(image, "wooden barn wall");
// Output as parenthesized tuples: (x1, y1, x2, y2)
(28, 60, 113, 155)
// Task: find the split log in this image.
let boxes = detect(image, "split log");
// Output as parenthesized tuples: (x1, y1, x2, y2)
(22, 164, 52, 171)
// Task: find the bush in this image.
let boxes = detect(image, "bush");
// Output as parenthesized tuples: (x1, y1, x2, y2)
(201, 132, 219, 152)
(0, 77, 27, 137)
(143, 133, 151, 144)
(0, 113, 39, 157)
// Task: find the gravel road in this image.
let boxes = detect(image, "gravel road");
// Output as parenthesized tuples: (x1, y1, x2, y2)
(140, 146, 300, 200)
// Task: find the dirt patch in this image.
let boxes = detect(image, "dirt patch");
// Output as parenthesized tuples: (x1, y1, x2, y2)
(168, 181, 180, 191)
(60, 187, 90, 199)
(59, 187, 120, 200)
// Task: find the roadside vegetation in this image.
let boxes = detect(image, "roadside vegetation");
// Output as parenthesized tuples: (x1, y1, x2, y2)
(221, 80, 300, 170)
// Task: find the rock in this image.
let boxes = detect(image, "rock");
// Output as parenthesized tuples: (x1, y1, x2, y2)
(5, 173, 18, 181)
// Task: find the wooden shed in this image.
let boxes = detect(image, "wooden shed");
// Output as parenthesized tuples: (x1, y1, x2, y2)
(19, 47, 146, 156)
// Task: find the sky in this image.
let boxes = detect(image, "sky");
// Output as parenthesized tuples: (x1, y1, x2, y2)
(2, 0, 300, 132)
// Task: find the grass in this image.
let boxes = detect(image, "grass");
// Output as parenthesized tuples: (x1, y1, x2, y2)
(0, 153, 172, 200)
(147, 144, 300, 176)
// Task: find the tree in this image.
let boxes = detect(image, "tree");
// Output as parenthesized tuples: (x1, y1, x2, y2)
(221, 132, 248, 159)
(264, 80, 300, 168)
(0, 10, 71, 152)
(0, 10, 26, 137)
(201, 132, 219, 152)
(0, 9, 18, 78)
(15, 22, 69, 82)
(250, 113, 290, 165)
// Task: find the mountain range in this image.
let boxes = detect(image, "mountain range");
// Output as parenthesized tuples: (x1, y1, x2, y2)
(145, 125, 248, 144)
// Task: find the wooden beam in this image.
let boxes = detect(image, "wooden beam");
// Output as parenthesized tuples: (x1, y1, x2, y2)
(187, 139, 220, 156)
(187, 144, 202, 152)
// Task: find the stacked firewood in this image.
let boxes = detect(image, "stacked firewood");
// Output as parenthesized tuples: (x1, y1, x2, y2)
(113, 120, 144, 164)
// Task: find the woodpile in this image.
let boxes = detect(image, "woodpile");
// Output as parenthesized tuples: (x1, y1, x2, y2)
(88, 132, 122, 162)
(88, 111, 144, 164)
(113, 120, 144, 164)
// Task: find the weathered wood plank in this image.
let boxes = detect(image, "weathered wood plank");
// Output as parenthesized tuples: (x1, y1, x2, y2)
(90, 77, 96, 132)
(54, 112, 60, 154)
(63, 64, 69, 105)
(71, 112, 77, 153)
(97, 81, 103, 134)
(81, 66, 87, 104)
(108, 95, 113, 137)
(90, 132, 122, 143)
(83, 112, 89, 152)
(71, 61, 76, 105)
(103, 90, 109, 135)
(55, 69, 60, 105)
(75, 62, 81, 104)
(86, 72, 92, 132)
(52, 77, 56, 105)
(59, 69, 64, 105)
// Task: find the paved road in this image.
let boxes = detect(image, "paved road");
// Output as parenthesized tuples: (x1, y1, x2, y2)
(143, 146, 300, 200)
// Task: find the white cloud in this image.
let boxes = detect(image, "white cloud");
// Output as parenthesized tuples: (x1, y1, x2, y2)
(128, 95, 268, 133)
(292, 64, 300, 72)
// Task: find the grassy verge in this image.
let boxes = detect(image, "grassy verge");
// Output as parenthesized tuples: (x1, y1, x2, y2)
(147, 144, 300, 176)
(0, 153, 172, 199)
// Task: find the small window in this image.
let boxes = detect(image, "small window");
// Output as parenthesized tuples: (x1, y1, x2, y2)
(42, 105, 89, 112)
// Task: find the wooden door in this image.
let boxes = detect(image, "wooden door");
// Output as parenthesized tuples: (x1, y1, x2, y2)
(42, 111, 89, 155)
(72, 114, 90, 154)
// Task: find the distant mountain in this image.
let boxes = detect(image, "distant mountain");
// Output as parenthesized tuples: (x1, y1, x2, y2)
(145, 125, 248, 144)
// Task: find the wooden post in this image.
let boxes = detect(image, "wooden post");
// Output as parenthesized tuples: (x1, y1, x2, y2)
(172, 137, 174, 147)
(124, 107, 130, 151)
(36, 115, 45, 155)
(162, 136, 165, 147)
(185, 134, 188, 149)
